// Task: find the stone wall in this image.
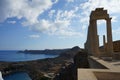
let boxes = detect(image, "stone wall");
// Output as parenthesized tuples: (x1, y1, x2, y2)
(88, 57, 107, 69)
(0, 71, 3, 80)
(113, 40, 120, 52)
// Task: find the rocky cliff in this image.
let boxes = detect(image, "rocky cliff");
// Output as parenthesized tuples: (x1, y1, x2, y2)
(0, 46, 82, 80)
(53, 50, 90, 80)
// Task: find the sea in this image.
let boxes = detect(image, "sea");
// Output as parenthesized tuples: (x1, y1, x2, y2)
(0, 50, 58, 80)
(3, 72, 31, 80)
(0, 50, 58, 62)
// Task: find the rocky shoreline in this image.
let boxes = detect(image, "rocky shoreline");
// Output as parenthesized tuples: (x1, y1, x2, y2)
(0, 46, 83, 80)
(0, 47, 81, 80)
(18, 48, 69, 55)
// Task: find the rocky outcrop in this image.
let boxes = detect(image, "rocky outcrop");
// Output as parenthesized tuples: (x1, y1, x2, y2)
(60, 46, 81, 59)
(53, 50, 90, 80)
(53, 63, 76, 80)
(74, 50, 89, 68)
(0, 46, 81, 80)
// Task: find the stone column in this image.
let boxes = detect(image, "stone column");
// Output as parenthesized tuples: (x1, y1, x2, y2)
(106, 18, 113, 56)
(103, 35, 106, 52)
(89, 25, 93, 54)
(92, 19, 100, 57)
(97, 35, 99, 47)
(89, 20, 94, 54)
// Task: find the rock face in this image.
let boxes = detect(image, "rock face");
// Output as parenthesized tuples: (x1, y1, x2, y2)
(60, 46, 81, 59)
(74, 51, 89, 68)
(53, 63, 75, 80)
(53, 50, 90, 80)
(0, 71, 3, 80)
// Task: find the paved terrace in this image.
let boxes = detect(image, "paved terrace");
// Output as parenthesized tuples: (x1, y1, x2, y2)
(78, 56, 120, 80)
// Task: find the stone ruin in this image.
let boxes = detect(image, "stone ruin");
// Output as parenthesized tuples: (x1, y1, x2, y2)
(85, 8, 113, 57)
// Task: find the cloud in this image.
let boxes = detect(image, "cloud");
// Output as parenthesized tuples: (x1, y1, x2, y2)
(3, 0, 120, 38)
(80, 0, 120, 25)
(7, 21, 16, 24)
(0, 0, 82, 37)
(53, 0, 59, 4)
(79, 0, 120, 43)
(29, 34, 40, 38)
(23, 6, 81, 37)
(56, 29, 83, 37)
(113, 28, 120, 35)
(112, 27, 120, 41)
(0, 0, 54, 23)
(56, 7, 79, 21)
(29, 19, 83, 37)
(66, 0, 74, 3)
(81, 25, 87, 30)
(49, 10, 56, 18)
(112, 16, 117, 22)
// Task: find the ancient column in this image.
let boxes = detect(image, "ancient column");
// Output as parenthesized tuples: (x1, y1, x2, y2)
(89, 21, 94, 54)
(97, 35, 99, 47)
(103, 35, 106, 52)
(92, 19, 100, 57)
(106, 18, 113, 56)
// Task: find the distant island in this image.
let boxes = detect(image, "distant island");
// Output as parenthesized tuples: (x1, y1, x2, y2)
(18, 48, 70, 55)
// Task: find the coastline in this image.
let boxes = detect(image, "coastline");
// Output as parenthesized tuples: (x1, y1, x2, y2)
(18, 48, 69, 55)
(0, 46, 81, 80)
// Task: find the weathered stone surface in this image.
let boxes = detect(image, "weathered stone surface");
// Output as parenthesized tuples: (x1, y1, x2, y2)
(74, 51, 89, 68)
(53, 50, 90, 80)
(0, 71, 3, 80)
(85, 8, 113, 57)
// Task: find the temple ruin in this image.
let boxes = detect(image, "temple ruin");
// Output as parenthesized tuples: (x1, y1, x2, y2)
(85, 8, 113, 57)
(78, 8, 120, 80)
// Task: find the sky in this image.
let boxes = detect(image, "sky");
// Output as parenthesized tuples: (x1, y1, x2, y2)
(0, 0, 120, 50)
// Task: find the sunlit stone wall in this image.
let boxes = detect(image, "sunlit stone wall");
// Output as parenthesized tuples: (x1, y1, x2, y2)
(0, 71, 3, 80)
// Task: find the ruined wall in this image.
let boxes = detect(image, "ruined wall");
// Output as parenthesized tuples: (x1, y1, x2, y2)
(88, 57, 107, 69)
(113, 40, 120, 52)
(0, 72, 3, 80)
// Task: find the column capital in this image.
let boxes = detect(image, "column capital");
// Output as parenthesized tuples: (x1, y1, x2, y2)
(105, 17, 112, 21)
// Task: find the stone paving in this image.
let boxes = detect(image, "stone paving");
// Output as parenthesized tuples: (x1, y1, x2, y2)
(78, 56, 120, 80)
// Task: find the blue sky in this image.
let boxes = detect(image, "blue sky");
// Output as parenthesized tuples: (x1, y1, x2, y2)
(0, 0, 120, 50)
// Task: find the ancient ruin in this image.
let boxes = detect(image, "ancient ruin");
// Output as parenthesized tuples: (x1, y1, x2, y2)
(85, 8, 113, 57)
(78, 8, 120, 80)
